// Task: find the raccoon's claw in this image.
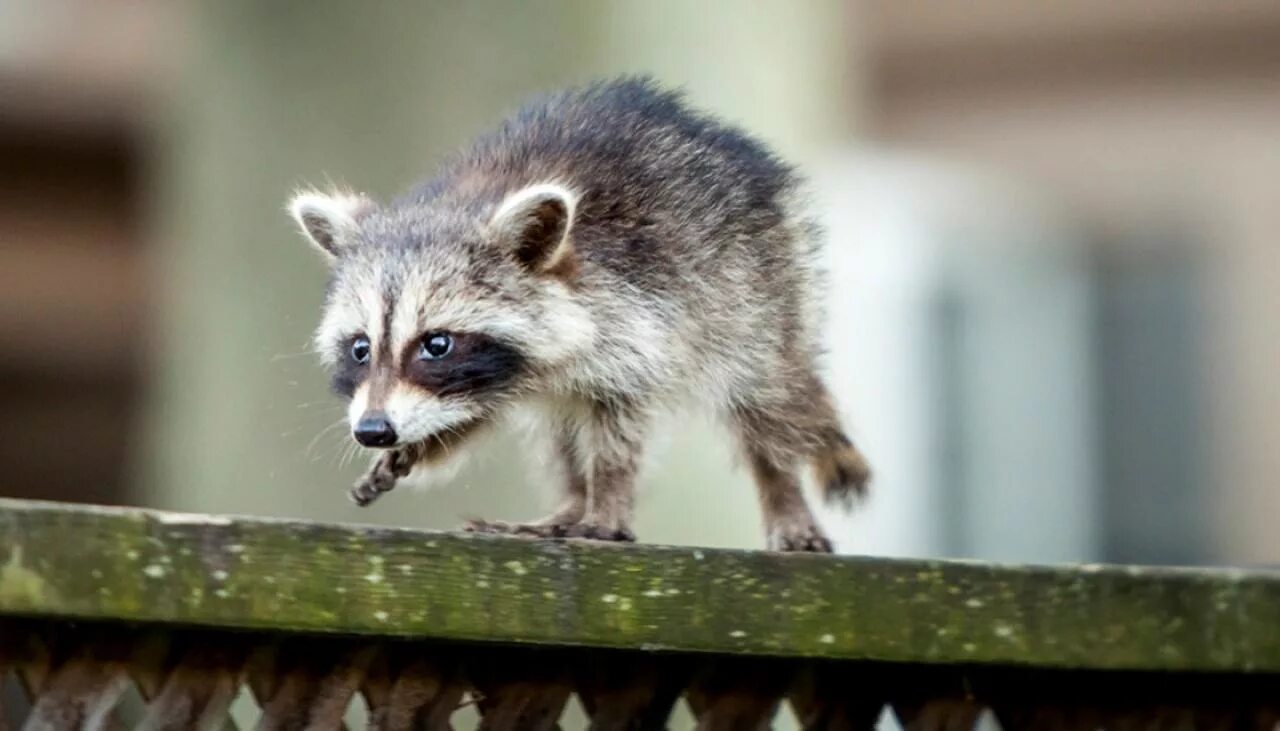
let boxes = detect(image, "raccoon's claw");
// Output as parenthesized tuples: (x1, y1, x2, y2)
(461, 518, 518, 535)
(349, 483, 380, 507)
(460, 519, 564, 538)
(768, 523, 833, 553)
(515, 523, 573, 538)
(349, 479, 387, 507)
(461, 518, 635, 543)
(559, 523, 636, 542)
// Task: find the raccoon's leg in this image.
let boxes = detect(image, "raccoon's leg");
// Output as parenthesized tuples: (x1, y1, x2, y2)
(732, 369, 871, 551)
(462, 422, 588, 536)
(349, 420, 484, 506)
(799, 376, 872, 508)
(562, 398, 644, 542)
(532, 423, 591, 525)
(741, 438, 832, 553)
(465, 399, 640, 542)
(465, 400, 640, 541)
(730, 383, 857, 552)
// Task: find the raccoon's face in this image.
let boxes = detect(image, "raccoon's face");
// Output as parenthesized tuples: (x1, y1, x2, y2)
(288, 183, 594, 449)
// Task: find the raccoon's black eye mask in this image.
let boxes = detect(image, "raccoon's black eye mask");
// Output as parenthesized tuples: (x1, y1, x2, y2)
(403, 332, 526, 398)
(330, 333, 370, 398)
(328, 330, 526, 400)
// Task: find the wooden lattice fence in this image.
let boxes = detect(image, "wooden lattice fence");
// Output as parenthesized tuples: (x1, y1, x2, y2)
(2, 498, 1278, 729)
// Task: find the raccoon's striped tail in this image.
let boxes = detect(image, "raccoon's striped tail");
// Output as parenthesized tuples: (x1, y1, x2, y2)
(810, 430, 871, 509)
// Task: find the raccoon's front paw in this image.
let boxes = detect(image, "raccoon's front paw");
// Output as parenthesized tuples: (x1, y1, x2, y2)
(461, 518, 519, 535)
(768, 523, 833, 553)
(349, 454, 401, 507)
(349, 477, 389, 507)
(460, 519, 567, 539)
(461, 518, 635, 543)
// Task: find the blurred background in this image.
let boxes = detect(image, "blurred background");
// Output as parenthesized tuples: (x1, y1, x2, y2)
(4, 0, 1280, 571)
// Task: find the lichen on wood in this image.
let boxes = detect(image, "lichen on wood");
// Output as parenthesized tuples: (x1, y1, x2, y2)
(2, 497, 1279, 672)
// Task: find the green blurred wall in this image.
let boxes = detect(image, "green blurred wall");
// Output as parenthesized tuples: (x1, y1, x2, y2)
(135, 1, 855, 552)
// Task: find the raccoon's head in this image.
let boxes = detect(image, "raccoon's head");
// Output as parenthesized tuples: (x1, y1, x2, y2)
(288, 182, 594, 449)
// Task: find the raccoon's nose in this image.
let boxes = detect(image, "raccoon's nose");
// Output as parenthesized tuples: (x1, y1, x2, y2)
(353, 412, 398, 447)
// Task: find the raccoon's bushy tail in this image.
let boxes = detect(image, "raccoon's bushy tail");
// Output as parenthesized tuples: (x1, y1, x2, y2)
(810, 430, 871, 509)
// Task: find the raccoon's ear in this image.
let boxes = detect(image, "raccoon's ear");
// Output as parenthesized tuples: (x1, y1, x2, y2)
(491, 183, 577, 276)
(287, 189, 375, 262)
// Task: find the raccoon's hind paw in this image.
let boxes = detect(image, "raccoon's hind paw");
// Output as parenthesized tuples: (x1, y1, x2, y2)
(767, 521, 834, 553)
(812, 437, 872, 510)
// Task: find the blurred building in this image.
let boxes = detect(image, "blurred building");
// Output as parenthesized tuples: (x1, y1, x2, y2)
(850, 0, 1280, 566)
(2, 1, 1280, 569)
(0, 1, 172, 504)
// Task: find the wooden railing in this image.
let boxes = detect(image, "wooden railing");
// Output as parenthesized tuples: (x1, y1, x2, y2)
(2, 498, 1278, 729)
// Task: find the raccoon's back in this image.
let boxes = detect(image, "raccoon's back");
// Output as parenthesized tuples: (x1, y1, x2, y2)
(417, 77, 803, 279)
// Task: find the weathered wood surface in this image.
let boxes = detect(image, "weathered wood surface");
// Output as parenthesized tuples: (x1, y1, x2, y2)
(3, 498, 1280, 672)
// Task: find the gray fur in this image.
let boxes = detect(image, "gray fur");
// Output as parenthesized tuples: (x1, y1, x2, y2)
(290, 76, 870, 552)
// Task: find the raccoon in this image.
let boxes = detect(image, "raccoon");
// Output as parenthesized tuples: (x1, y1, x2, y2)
(288, 77, 870, 552)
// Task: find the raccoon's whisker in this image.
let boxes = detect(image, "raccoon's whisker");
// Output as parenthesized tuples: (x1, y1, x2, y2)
(429, 433, 455, 462)
(306, 417, 349, 458)
(338, 440, 362, 469)
(436, 420, 473, 459)
(270, 348, 325, 363)
(335, 441, 354, 469)
(313, 432, 354, 466)
(349, 443, 372, 470)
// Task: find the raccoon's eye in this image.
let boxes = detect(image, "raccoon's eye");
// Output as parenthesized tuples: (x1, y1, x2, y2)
(418, 333, 454, 360)
(350, 336, 371, 365)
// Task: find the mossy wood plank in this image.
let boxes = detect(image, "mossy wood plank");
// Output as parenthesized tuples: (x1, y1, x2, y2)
(2, 498, 1279, 671)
